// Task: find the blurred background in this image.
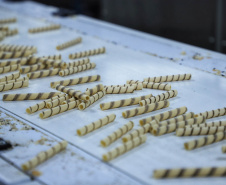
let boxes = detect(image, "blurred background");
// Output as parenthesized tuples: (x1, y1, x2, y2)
(5, 0, 226, 54)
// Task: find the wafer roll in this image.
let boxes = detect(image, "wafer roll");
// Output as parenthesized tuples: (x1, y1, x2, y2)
(21, 140, 67, 171)
(69, 47, 105, 59)
(26, 55, 61, 65)
(27, 68, 60, 79)
(62, 97, 76, 104)
(142, 82, 171, 91)
(190, 120, 226, 128)
(122, 100, 170, 118)
(140, 90, 178, 106)
(0, 50, 33, 59)
(126, 80, 142, 84)
(144, 73, 192, 83)
(222, 146, 226, 153)
(46, 96, 69, 108)
(3, 92, 61, 101)
(67, 58, 90, 67)
(28, 24, 61, 33)
(0, 44, 37, 53)
(0, 64, 20, 74)
(40, 58, 66, 68)
(50, 75, 100, 88)
(102, 135, 146, 161)
(196, 107, 226, 119)
(55, 85, 88, 100)
(0, 80, 28, 92)
(40, 100, 81, 119)
(26, 94, 66, 114)
(0, 77, 28, 85)
(104, 86, 135, 94)
(0, 72, 20, 82)
(43, 54, 61, 60)
(101, 121, 134, 147)
(139, 106, 187, 126)
(184, 131, 226, 150)
(20, 64, 47, 74)
(0, 18, 16, 24)
(0, 58, 28, 67)
(153, 116, 206, 136)
(100, 94, 153, 110)
(0, 26, 8, 31)
(105, 83, 143, 90)
(153, 166, 226, 178)
(78, 90, 106, 110)
(85, 84, 104, 96)
(77, 114, 116, 136)
(4, 29, 18, 37)
(56, 37, 82, 50)
(59, 63, 96, 76)
(122, 120, 159, 142)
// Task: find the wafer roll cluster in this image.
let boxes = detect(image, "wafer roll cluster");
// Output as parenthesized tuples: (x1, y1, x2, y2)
(144, 73, 191, 83)
(69, 47, 105, 59)
(28, 24, 61, 33)
(46, 96, 69, 108)
(56, 37, 82, 50)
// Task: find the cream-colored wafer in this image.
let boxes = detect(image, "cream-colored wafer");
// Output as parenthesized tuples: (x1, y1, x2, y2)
(100, 94, 153, 110)
(0, 17, 16, 24)
(0, 71, 20, 82)
(26, 55, 62, 65)
(59, 63, 96, 76)
(3, 92, 61, 101)
(122, 120, 159, 142)
(78, 90, 106, 110)
(85, 84, 104, 96)
(42, 54, 61, 60)
(62, 97, 76, 104)
(104, 86, 135, 94)
(46, 96, 69, 108)
(69, 47, 105, 59)
(0, 77, 28, 85)
(21, 140, 67, 171)
(144, 73, 192, 83)
(55, 85, 88, 100)
(4, 29, 18, 37)
(0, 26, 8, 31)
(26, 94, 66, 114)
(56, 37, 82, 50)
(101, 121, 134, 147)
(153, 166, 226, 178)
(140, 90, 178, 106)
(0, 64, 20, 74)
(142, 82, 171, 91)
(153, 116, 206, 136)
(122, 100, 170, 118)
(0, 80, 28, 92)
(105, 83, 143, 90)
(222, 146, 226, 153)
(50, 74, 100, 88)
(102, 135, 146, 161)
(39, 100, 81, 119)
(0, 57, 28, 67)
(67, 58, 90, 67)
(189, 120, 226, 128)
(0, 50, 33, 59)
(20, 64, 47, 74)
(0, 44, 37, 53)
(40, 58, 66, 68)
(28, 24, 61, 33)
(196, 107, 226, 119)
(139, 106, 187, 126)
(27, 68, 60, 79)
(184, 131, 226, 150)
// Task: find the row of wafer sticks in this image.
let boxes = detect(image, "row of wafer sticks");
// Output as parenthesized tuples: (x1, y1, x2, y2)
(0, 17, 18, 42)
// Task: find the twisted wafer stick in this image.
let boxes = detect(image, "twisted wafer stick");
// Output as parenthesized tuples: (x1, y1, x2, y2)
(196, 107, 226, 119)
(21, 140, 67, 171)
(0, 77, 28, 85)
(122, 120, 159, 142)
(184, 131, 226, 150)
(0, 26, 8, 31)
(56, 37, 82, 50)
(67, 58, 90, 67)
(0, 50, 33, 59)
(0, 18, 16, 24)
(140, 90, 178, 106)
(143, 82, 171, 91)
(26, 94, 66, 114)
(222, 146, 226, 153)
(105, 83, 143, 90)
(0, 80, 28, 92)
(104, 86, 135, 94)
(85, 84, 104, 96)
(50, 75, 100, 88)
(153, 166, 226, 178)
(4, 29, 18, 37)
(59, 63, 96, 76)
(0, 64, 20, 74)
(40, 58, 66, 68)
(3, 92, 61, 101)
(177, 126, 226, 136)
(100, 94, 153, 110)
(0, 57, 28, 67)
(69, 47, 106, 59)
(77, 114, 116, 136)
(62, 97, 76, 104)
(188, 120, 226, 128)
(26, 55, 62, 65)
(0, 71, 20, 82)
(101, 121, 134, 147)
(55, 85, 88, 100)
(139, 107, 187, 126)
(153, 116, 206, 136)
(102, 135, 146, 161)
(20, 64, 47, 74)
(0, 44, 37, 53)
(28, 24, 61, 33)
(46, 96, 69, 108)
(78, 90, 106, 110)
(27, 68, 60, 79)
(43, 54, 61, 60)
(144, 73, 192, 83)
(122, 100, 170, 118)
